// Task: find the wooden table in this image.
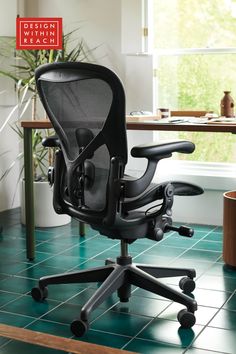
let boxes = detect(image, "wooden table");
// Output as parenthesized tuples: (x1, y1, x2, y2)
(21, 118, 236, 259)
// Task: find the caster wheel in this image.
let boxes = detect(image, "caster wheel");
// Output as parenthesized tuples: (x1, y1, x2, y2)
(179, 277, 195, 294)
(71, 319, 89, 337)
(105, 258, 114, 265)
(177, 309, 196, 328)
(31, 287, 48, 301)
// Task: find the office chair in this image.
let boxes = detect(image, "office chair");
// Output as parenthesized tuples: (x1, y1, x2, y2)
(31, 62, 203, 337)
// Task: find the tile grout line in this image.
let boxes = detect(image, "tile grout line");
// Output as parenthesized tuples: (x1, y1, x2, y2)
(1, 217, 230, 353)
(183, 288, 236, 353)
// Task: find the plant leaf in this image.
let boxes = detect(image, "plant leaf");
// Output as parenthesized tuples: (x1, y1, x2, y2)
(0, 104, 18, 133)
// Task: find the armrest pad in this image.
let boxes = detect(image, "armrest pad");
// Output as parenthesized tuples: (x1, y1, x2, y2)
(131, 140, 195, 159)
(42, 135, 60, 147)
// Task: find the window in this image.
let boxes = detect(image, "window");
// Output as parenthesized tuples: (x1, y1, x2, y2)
(153, 0, 236, 163)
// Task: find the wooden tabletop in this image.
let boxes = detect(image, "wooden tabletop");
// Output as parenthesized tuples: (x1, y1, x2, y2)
(21, 119, 52, 129)
(0, 324, 137, 354)
(21, 118, 236, 133)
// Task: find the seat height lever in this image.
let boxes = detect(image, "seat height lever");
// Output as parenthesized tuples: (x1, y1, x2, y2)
(165, 224, 194, 238)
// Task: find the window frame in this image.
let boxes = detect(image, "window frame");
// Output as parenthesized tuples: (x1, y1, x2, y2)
(148, 5, 236, 184)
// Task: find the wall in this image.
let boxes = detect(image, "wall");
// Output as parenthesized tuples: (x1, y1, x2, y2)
(0, 44, 21, 211)
(25, 0, 125, 78)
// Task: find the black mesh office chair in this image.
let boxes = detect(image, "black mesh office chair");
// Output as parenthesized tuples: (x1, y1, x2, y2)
(31, 62, 203, 337)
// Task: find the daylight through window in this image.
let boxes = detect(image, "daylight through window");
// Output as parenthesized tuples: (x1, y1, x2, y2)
(153, 0, 236, 162)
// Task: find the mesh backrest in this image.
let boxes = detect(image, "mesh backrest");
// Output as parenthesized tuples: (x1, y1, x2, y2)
(37, 64, 127, 212)
(41, 78, 112, 160)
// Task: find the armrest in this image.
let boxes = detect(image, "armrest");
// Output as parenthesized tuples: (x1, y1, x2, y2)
(131, 140, 195, 160)
(123, 140, 195, 198)
(42, 135, 60, 147)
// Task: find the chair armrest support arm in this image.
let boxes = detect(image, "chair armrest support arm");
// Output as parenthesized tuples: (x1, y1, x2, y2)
(123, 140, 195, 198)
(131, 140, 195, 160)
(122, 159, 157, 198)
(42, 135, 60, 148)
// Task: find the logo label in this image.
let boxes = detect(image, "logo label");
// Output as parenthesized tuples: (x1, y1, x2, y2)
(16, 17, 63, 50)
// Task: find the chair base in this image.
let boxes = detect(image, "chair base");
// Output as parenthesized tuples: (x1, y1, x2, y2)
(31, 254, 197, 337)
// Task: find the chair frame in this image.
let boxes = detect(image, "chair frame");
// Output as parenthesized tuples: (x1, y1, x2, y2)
(31, 62, 201, 337)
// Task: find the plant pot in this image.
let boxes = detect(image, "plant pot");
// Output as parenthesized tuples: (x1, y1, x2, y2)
(223, 190, 236, 268)
(21, 180, 71, 227)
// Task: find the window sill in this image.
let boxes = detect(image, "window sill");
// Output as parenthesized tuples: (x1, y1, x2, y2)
(155, 160, 236, 191)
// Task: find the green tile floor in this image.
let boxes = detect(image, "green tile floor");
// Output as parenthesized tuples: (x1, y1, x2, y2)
(0, 208, 236, 353)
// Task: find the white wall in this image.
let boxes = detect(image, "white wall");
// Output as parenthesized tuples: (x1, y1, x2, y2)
(25, 0, 125, 79)
(0, 45, 21, 211)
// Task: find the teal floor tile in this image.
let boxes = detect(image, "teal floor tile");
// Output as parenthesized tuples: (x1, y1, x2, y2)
(128, 239, 155, 253)
(35, 241, 76, 254)
(27, 319, 72, 337)
(44, 283, 87, 302)
(186, 348, 224, 354)
(133, 253, 173, 265)
(0, 276, 38, 295)
(133, 286, 172, 302)
(187, 231, 210, 240)
(67, 287, 119, 310)
(0, 209, 234, 354)
(59, 244, 109, 258)
(180, 249, 222, 262)
(112, 295, 170, 318)
(42, 301, 105, 325)
(144, 244, 185, 258)
(161, 236, 198, 249)
(137, 318, 203, 348)
(192, 288, 231, 308)
(0, 274, 9, 282)
(40, 254, 85, 269)
(223, 292, 236, 310)
(158, 303, 218, 325)
(170, 258, 212, 276)
(73, 258, 106, 270)
(196, 274, 236, 292)
(17, 251, 52, 263)
(203, 232, 223, 242)
(82, 236, 118, 248)
(0, 310, 34, 327)
(34, 229, 63, 241)
(1, 295, 60, 318)
(18, 264, 68, 280)
(1, 225, 26, 238)
(124, 338, 184, 353)
(205, 263, 236, 278)
(77, 329, 131, 349)
(1, 261, 31, 276)
(0, 247, 25, 257)
(91, 310, 152, 337)
(192, 326, 236, 353)
(192, 240, 222, 252)
(208, 308, 236, 330)
(0, 291, 22, 308)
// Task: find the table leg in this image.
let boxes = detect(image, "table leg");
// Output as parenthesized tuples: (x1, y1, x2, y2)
(23, 127, 35, 260)
(79, 222, 85, 236)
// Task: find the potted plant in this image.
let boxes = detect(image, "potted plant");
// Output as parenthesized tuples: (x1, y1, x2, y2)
(0, 30, 96, 226)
